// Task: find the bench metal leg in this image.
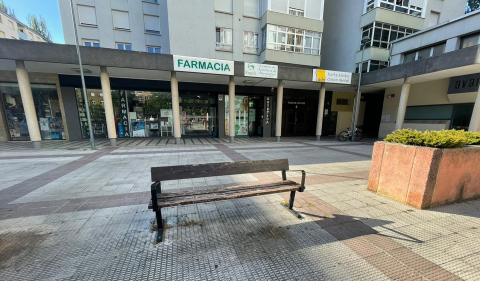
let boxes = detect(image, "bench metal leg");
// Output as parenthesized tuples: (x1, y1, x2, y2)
(155, 209, 163, 243)
(289, 191, 296, 210)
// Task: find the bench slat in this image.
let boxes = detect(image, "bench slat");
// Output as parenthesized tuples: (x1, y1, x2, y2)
(148, 181, 299, 208)
(151, 159, 289, 181)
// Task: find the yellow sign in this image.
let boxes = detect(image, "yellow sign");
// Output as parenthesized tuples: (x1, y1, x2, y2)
(316, 69, 326, 82)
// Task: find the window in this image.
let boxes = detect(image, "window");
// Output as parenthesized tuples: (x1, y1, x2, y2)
(78, 5, 97, 26)
(83, 40, 100, 47)
(90, 92, 95, 97)
(460, 33, 480, 49)
(289, 7, 304, 17)
(356, 60, 388, 73)
(8, 20, 14, 29)
(263, 24, 321, 55)
(112, 10, 130, 30)
(116, 43, 132, 50)
(215, 0, 233, 13)
(379, 0, 422, 16)
(0, 31, 4, 38)
(243, 31, 258, 53)
(244, 0, 259, 17)
(101, 100, 104, 105)
(336, 98, 350, 105)
(403, 43, 446, 64)
(144, 15, 160, 34)
(362, 22, 418, 50)
(0, 15, 2, 23)
(144, 0, 158, 3)
(366, 0, 375, 12)
(147, 46, 161, 53)
(216, 27, 232, 51)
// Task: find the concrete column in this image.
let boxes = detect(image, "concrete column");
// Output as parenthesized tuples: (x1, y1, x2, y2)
(316, 83, 326, 140)
(170, 71, 181, 144)
(228, 76, 235, 143)
(100, 66, 117, 146)
(275, 80, 284, 142)
(468, 84, 480, 132)
(395, 77, 411, 130)
(15, 60, 41, 149)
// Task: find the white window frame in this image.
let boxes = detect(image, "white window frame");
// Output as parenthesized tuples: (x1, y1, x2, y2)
(77, 5, 98, 26)
(363, 22, 418, 50)
(264, 24, 321, 56)
(378, 0, 423, 17)
(147, 46, 162, 53)
(216, 27, 233, 51)
(288, 7, 304, 17)
(243, 31, 258, 54)
(116, 42, 132, 51)
(83, 40, 100, 47)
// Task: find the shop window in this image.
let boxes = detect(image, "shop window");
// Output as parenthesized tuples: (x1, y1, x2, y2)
(216, 27, 233, 51)
(403, 51, 416, 63)
(76, 89, 106, 139)
(460, 33, 480, 49)
(1, 83, 65, 140)
(225, 95, 249, 136)
(405, 105, 454, 120)
(243, 31, 258, 53)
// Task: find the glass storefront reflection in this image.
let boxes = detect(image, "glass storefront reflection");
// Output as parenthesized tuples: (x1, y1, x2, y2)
(1, 83, 65, 140)
(76, 89, 173, 138)
(225, 95, 248, 136)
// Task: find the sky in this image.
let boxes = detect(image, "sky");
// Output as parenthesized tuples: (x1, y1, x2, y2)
(3, 0, 64, 43)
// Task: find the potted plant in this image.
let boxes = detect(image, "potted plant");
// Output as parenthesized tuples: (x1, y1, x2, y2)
(368, 129, 480, 209)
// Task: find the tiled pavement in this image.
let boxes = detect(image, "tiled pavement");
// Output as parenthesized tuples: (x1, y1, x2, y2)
(0, 138, 479, 280)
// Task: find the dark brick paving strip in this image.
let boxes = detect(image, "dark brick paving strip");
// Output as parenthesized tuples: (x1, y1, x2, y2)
(213, 144, 250, 161)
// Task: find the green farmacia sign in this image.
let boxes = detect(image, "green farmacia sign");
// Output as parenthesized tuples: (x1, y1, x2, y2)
(173, 55, 234, 75)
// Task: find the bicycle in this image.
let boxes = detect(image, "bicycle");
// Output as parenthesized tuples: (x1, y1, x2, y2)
(338, 125, 363, 142)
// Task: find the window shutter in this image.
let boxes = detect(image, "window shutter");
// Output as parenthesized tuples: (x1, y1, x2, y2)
(244, 0, 259, 17)
(215, 0, 232, 13)
(144, 15, 160, 32)
(113, 10, 130, 30)
(78, 5, 97, 26)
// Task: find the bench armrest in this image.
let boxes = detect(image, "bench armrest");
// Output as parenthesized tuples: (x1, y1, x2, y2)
(286, 170, 306, 192)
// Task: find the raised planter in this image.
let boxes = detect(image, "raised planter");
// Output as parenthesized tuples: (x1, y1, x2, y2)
(368, 142, 480, 209)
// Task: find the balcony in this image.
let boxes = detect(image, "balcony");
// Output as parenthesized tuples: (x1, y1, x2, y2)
(261, 11, 323, 33)
(17, 30, 29, 40)
(361, 7, 424, 31)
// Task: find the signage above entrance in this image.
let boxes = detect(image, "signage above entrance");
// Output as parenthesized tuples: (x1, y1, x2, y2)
(448, 73, 480, 94)
(312, 69, 352, 85)
(173, 55, 234, 75)
(244, 63, 278, 79)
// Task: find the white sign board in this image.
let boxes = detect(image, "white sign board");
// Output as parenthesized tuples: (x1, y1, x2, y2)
(244, 63, 278, 79)
(312, 69, 352, 85)
(173, 55, 234, 75)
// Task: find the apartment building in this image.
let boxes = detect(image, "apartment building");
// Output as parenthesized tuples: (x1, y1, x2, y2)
(0, 11, 50, 42)
(362, 10, 480, 138)
(59, 0, 324, 67)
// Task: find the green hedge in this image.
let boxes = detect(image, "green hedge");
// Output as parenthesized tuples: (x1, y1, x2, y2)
(384, 129, 480, 148)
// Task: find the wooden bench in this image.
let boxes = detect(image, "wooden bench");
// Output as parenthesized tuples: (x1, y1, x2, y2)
(148, 159, 306, 242)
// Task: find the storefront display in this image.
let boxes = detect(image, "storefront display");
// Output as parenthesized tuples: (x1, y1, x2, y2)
(0, 83, 65, 140)
(76, 89, 106, 139)
(225, 95, 248, 136)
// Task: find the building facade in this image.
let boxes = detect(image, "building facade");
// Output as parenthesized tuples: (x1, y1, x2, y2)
(0, 11, 50, 42)
(58, 0, 324, 67)
(362, 9, 480, 138)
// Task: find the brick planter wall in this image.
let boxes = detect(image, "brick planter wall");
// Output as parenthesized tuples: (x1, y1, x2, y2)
(368, 142, 480, 209)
